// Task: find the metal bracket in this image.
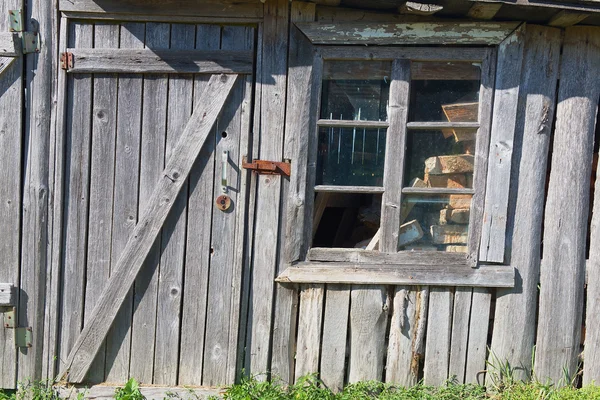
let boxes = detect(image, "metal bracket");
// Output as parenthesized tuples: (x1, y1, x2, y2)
(242, 157, 291, 177)
(22, 31, 39, 54)
(8, 10, 22, 32)
(60, 52, 73, 70)
(15, 327, 32, 348)
(3, 307, 15, 328)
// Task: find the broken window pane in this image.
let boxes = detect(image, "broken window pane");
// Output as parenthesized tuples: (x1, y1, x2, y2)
(409, 62, 481, 122)
(321, 61, 391, 121)
(399, 194, 471, 252)
(316, 126, 386, 187)
(403, 129, 476, 188)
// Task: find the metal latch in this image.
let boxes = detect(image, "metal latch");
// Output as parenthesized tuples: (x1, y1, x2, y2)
(8, 10, 40, 54)
(242, 156, 291, 177)
(60, 52, 73, 70)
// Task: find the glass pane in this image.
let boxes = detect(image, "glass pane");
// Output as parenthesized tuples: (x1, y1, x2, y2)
(313, 193, 381, 249)
(317, 126, 386, 187)
(403, 129, 476, 188)
(409, 62, 481, 122)
(321, 61, 391, 121)
(399, 194, 471, 252)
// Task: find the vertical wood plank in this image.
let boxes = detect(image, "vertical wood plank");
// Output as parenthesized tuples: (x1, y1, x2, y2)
(58, 21, 93, 375)
(465, 288, 491, 384)
(248, 0, 289, 379)
(490, 25, 561, 381)
(423, 288, 452, 386)
(177, 23, 220, 386)
(153, 23, 194, 386)
(479, 24, 525, 263)
(128, 22, 170, 384)
(348, 286, 388, 383)
(0, 0, 22, 388)
(535, 26, 600, 384)
(385, 287, 418, 386)
(320, 284, 350, 391)
(104, 22, 145, 382)
(294, 284, 325, 380)
(83, 23, 119, 384)
(448, 288, 471, 383)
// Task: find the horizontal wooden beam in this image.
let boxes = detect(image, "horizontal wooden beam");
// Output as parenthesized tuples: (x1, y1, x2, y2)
(0, 283, 15, 306)
(60, 10, 262, 23)
(548, 10, 590, 27)
(59, 0, 263, 18)
(313, 185, 385, 193)
(277, 262, 515, 287)
(297, 21, 521, 45)
(65, 49, 254, 74)
(469, 0, 600, 13)
(308, 248, 469, 265)
(466, 3, 502, 20)
(56, 385, 224, 399)
(0, 33, 19, 57)
(318, 46, 491, 61)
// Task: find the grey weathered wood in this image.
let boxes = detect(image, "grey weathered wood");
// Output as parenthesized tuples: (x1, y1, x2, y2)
(277, 263, 514, 287)
(103, 22, 144, 383)
(424, 288, 452, 385)
(0, 33, 18, 57)
(0, 283, 15, 306)
(466, 3, 502, 19)
(318, 46, 489, 62)
(202, 25, 252, 386)
(58, 0, 264, 17)
(479, 25, 525, 263)
(467, 47, 496, 265)
(154, 23, 195, 386)
(58, 73, 238, 383)
(470, 0, 600, 12)
(297, 21, 521, 45)
(308, 248, 469, 265)
(381, 59, 410, 252)
(314, 185, 385, 193)
(61, 11, 262, 24)
(66, 49, 253, 74)
(584, 136, 600, 385)
(129, 22, 170, 384)
(490, 25, 561, 381)
(465, 288, 491, 384)
(57, 384, 224, 400)
(386, 287, 418, 386)
(312, 193, 330, 238)
(44, 14, 68, 383)
(58, 21, 93, 379)
(348, 286, 388, 382)
(177, 23, 219, 387)
(294, 284, 325, 380)
(535, 27, 600, 384)
(548, 10, 590, 27)
(249, 0, 289, 379)
(320, 284, 350, 391)
(448, 288, 471, 383)
(83, 22, 119, 384)
(0, 57, 16, 77)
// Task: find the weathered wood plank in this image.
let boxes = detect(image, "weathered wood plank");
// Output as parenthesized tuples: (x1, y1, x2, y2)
(177, 23, 219, 387)
(318, 46, 489, 62)
(348, 286, 388, 382)
(448, 288, 471, 383)
(153, 23, 195, 386)
(479, 25, 525, 263)
(0, 33, 18, 57)
(385, 287, 418, 386)
(294, 284, 325, 380)
(59, 73, 238, 383)
(58, 21, 93, 378)
(489, 25, 561, 381)
(308, 248, 469, 265)
(548, 10, 590, 27)
(66, 49, 253, 74)
(0, 57, 16, 77)
(129, 22, 170, 384)
(202, 25, 252, 386)
(248, 0, 289, 380)
(0, 283, 15, 306)
(465, 288, 491, 384)
(61, 11, 262, 23)
(83, 22, 119, 384)
(423, 288, 452, 385)
(103, 22, 144, 383)
(470, 0, 600, 12)
(277, 263, 514, 287)
(466, 3, 502, 19)
(296, 21, 521, 45)
(58, 0, 264, 17)
(535, 26, 600, 384)
(320, 284, 350, 391)
(57, 384, 224, 400)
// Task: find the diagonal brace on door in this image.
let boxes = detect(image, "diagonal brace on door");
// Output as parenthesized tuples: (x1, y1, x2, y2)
(59, 73, 239, 383)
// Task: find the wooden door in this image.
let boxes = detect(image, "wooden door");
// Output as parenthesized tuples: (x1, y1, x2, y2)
(52, 20, 255, 386)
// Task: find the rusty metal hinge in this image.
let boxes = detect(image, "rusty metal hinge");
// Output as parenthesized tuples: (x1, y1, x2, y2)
(242, 157, 291, 177)
(2, 307, 32, 348)
(60, 52, 73, 70)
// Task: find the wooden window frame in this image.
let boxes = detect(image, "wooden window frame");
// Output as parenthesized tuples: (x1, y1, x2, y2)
(279, 26, 515, 287)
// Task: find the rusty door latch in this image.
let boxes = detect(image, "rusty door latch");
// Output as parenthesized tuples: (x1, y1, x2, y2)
(242, 156, 291, 177)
